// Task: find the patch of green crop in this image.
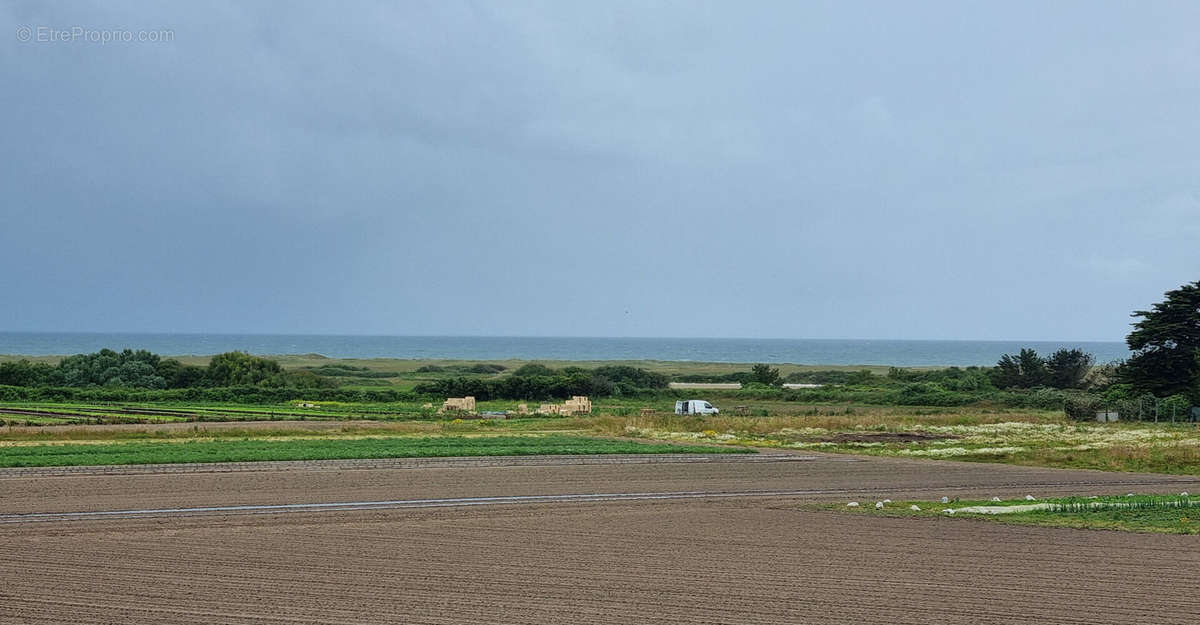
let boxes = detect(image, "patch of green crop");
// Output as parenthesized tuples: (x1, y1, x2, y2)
(0, 434, 752, 467)
(829, 494, 1200, 535)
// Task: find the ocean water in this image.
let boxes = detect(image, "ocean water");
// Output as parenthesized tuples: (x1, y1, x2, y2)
(0, 333, 1130, 366)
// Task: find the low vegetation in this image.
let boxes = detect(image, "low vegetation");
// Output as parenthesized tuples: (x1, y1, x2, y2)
(0, 282, 1196, 472)
(300, 364, 397, 379)
(599, 410, 1200, 476)
(412, 364, 670, 400)
(0, 433, 749, 467)
(0, 349, 334, 390)
(835, 494, 1200, 534)
(415, 363, 506, 374)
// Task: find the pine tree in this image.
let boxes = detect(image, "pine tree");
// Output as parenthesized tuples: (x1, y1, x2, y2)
(1122, 281, 1200, 398)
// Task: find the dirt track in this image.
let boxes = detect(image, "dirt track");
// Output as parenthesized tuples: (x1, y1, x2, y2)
(2, 453, 1199, 623)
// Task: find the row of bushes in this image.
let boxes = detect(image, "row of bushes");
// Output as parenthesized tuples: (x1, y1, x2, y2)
(0, 380, 1073, 412)
(783, 366, 997, 391)
(415, 363, 507, 374)
(679, 359, 1088, 393)
(707, 383, 1073, 409)
(0, 350, 336, 390)
(0, 381, 1092, 411)
(414, 375, 600, 401)
(412, 365, 670, 401)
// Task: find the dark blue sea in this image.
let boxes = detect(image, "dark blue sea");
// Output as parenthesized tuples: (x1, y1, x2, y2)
(0, 333, 1130, 366)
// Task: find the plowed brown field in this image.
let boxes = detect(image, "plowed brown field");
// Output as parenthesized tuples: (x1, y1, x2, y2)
(2, 453, 1198, 624)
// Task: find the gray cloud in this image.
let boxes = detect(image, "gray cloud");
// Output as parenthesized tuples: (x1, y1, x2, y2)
(2, 1, 1198, 340)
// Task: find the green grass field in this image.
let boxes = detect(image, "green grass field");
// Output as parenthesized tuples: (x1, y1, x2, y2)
(834, 494, 1200, 534)
(0, 434, 750, 467)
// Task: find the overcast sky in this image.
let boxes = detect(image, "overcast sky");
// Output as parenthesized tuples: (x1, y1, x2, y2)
(2, 1, 1198, 341)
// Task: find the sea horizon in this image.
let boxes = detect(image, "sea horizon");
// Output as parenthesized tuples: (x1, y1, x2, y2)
(0, 332, 1131, 367)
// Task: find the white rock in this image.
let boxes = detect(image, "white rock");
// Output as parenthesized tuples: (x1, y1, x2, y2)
(846, 501, 859, 507)
(943, 509, 955, 515)
(1025, 495, 1036, 501)
(941, 496, 950, 503)
(882, 499, 892, 504)
(875, 501, 884, 509)
(1126, 493, 1136, 497)
(991, 497, 1002, 502)
(910, 504, 921, 511)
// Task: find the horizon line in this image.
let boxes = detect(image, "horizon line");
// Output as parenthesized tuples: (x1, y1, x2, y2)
(0, 330, 1127, 344)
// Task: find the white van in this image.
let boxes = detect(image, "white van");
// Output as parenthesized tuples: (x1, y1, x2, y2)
(675, 399, 719, 415)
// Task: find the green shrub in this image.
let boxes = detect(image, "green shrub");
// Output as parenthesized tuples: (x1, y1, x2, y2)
(1064, 395, 1102, 421)
(512, 363, 557, 378)
(416, 364, 505, 375)
(1161, 394, 1194, 420)
(303, 365, 393, 379)
(590, 366, 669, 390)
(0, 360, 55, 386)
(1102, 383, 1134, 404)
(414, 365, 665, 400)
(784, 370, 864, 385)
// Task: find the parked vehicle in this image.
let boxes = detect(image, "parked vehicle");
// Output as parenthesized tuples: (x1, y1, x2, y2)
(675, 399, 719, 415)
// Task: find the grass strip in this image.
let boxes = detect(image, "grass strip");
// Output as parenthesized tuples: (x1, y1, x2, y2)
(0, 435, 751, 467)
(832, 494, 1200, 535)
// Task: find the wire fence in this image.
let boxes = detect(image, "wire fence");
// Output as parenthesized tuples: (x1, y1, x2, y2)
(1065, 394, 1198, 423)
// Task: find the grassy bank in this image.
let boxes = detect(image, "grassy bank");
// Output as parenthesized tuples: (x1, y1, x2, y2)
(833, 495, 1200, 534)
(599, 413, 1200, 476)
(0, 433, 750, 467)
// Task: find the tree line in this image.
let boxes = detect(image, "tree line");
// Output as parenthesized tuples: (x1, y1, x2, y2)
(413, 364, 669, 400)
(0, 349, 333, 390)
(675, 350, 1095, 392)
(2, 280, 1195, 407)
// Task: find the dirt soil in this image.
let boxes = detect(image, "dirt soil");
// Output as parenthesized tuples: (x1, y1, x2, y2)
(2, 453, 1199, 624)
